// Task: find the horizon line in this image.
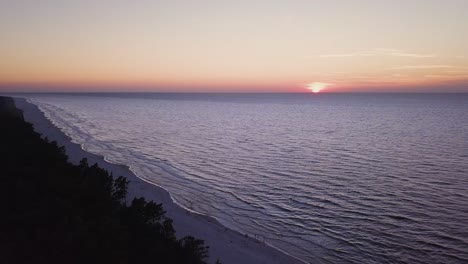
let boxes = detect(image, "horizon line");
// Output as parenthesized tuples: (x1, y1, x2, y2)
(2, 91, 468, 94)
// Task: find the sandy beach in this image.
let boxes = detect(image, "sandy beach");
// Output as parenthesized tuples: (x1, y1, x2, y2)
(13, 97, 305, 264)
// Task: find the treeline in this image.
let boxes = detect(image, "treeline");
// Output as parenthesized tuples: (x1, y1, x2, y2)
(0, 96, 209, 264)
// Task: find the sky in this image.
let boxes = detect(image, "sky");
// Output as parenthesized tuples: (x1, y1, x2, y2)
(1, 0, 468, 93)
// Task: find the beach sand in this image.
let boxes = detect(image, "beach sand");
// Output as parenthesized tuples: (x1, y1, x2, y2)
(13, 97, 305, 264)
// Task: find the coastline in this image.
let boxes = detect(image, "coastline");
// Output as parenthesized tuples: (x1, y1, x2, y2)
(13, 97, 306, 264)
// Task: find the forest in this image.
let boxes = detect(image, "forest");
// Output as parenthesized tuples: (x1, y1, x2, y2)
(0, 96, 209, 264)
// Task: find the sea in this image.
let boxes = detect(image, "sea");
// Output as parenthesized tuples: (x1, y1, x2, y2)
(21, 93, 468, 263)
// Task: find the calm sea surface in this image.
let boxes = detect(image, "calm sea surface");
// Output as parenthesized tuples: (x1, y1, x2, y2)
(24, 93, 468, 263)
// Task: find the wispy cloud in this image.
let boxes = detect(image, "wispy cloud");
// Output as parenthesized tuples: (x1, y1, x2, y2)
(391, 65, 454, 70)
(423, 74, 468, 79)
(391, 73, 409, 78)
(443, 68, 468, 73)
(389, 52, 436, 58)
(318, 48, 437, 59)
(318, 52, 374, 58)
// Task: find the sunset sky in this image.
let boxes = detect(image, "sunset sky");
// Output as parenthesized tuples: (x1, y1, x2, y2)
(1, 0, 468, 92)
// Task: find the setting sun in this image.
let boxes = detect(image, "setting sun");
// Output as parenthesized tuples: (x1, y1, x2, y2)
(307, 82, 330, 93)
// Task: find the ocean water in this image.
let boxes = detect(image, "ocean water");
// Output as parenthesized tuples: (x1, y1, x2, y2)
(24, 93, 468, 263)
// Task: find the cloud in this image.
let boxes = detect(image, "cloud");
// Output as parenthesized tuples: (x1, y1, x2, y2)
(318, 52, 374, 58)
(424, 74, 452, 78)
(443, 69, 468, 73)
(318, 49, 437, 59)
(389, 52, 436, 58)
(391, 73, 409, 78)
(391, 65, 454, 70)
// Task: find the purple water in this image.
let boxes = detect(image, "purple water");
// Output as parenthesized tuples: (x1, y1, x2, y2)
(22, 93, 468, 263)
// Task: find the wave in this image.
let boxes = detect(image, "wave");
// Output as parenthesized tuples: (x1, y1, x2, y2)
(25, 94, 468, 264)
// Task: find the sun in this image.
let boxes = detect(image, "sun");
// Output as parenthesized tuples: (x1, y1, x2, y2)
(307, 82, 330, 93)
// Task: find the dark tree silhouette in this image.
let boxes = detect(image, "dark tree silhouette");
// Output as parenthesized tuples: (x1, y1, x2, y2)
(0, 96, 210, 264)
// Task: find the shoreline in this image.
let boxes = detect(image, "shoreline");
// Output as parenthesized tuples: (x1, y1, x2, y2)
(13, 97, 306, 264)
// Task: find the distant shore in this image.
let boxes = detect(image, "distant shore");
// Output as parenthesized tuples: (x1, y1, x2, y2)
(13, 97, 305, 264)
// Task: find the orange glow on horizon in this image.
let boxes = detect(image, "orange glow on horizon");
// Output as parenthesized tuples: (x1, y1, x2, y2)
(2, 76, 467, 93)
